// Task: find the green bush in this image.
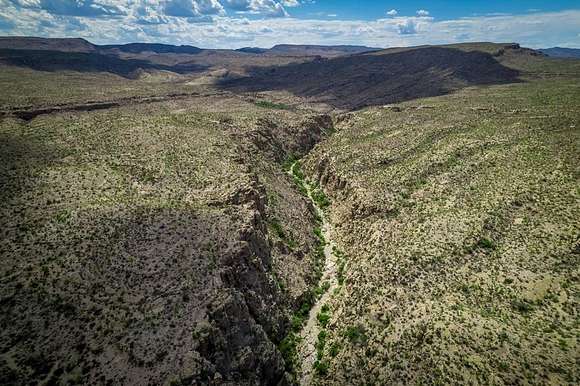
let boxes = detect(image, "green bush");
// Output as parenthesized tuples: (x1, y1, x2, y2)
(478, 237, 496, 250)
(313, 360, 329, 376)
(317, 308, 331, 328)
(345, 324, 367, 344)
(311, 187, 331, 209)
(255, 100, 292, 110)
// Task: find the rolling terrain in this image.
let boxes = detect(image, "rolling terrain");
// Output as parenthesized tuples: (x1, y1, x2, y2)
(540, 47, 580, 59)
(222, 43, 529, 109)
(0, 37, 578, 385)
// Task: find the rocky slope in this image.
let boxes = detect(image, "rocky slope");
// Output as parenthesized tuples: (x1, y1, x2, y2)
(0, 93, 333, 385)
(223, 43, 526, 110)
(299, 55, 580, 384)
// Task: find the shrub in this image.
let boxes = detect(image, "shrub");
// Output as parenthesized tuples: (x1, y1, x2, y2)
(313, 360, 329, 376)
(345, 324, 367, 344)
(255, 100, 291, 110)
(317, 309, 330, 328)
(477, 237, 496, 250)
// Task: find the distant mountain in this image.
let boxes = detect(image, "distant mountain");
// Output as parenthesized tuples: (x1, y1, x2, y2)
(0, 36, 96, 52)
(0, 48, 207, 78)
(539, 47, 580, 58)
(100, 43, 203, 55)
(0, 37, 203, 55)
(267, 44, 382, 56)
(0, 37, 379, 57)
(224, 43, 523, 110)
(236, 44, 382, 57)
(236, 47, 269, 54)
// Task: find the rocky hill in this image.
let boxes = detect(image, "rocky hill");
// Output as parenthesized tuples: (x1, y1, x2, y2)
(223, 43, 529, 110)
(540, 47, 580, 58)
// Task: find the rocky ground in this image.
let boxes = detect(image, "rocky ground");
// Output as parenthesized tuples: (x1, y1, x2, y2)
(0, 40, 578, 385)
(301, 63, 580, 385)
(0, 92, 334, 385)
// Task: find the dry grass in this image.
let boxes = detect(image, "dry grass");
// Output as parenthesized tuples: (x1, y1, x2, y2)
(302, 66, 579, 384)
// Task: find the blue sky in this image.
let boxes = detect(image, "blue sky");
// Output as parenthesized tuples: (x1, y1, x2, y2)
(290, 1, 580, 21)
(0, 1, 579, 48)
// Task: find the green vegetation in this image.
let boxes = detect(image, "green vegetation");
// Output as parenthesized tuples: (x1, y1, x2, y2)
(313, 306, 331, 377)
(268, 217, 298, 250)
(288, 160, 308, 196)
(333, 246, 348, 286)
(477, 237, 496, 250)
(255, 100, 292, 110)
(314, 330, 330, 375)
(317, 304, 331, 328)
(310, 184, 331, 209)
(345, 324, 368, 345)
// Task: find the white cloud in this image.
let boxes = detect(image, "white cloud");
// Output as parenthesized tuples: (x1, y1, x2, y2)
(386, 9, 397, 17)
(416, 9, 429, 17)
(281, 0, 299, 7)
(397, 19, 417, 35)
(164, 0, 225, 18)
(222, 0, 289, 17)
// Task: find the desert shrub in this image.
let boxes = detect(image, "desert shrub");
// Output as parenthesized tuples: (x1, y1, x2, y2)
(477, 237, 496, 250)
(255, 100, 291, 110)
(313, 360, 329, 376)
(345, 324, 367, 344)
(317, 305, 331, 328)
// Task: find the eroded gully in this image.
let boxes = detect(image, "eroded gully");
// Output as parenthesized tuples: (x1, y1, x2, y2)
(289, 161, 339, 386)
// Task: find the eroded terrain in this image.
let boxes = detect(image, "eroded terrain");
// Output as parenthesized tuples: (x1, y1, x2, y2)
(0, 40, 578, 385)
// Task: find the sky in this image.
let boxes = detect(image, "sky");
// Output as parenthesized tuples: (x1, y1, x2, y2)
(0, 1, 579, 49)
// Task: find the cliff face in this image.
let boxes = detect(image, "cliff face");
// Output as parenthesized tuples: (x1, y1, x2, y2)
(0, 95, 333, 385)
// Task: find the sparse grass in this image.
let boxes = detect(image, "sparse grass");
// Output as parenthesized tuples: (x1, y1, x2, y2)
(255, 100, 292, 110)
(300, 56, 580, 383)
(2, 43, 579, 386)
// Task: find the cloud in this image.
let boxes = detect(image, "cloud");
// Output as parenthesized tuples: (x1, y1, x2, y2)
(164, 0, 224, 18)
(416, 9, 429, 17)
(397, 19, 417, 35)
(281, 0, 299, 7)
(223, 0, 289, 17)
(386, 9, 397, 17)
(9, 0, 127, 17)
(0, 14, 15, 30)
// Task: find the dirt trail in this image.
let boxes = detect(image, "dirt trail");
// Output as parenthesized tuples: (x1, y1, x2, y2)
(290, 162, 339, 386)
